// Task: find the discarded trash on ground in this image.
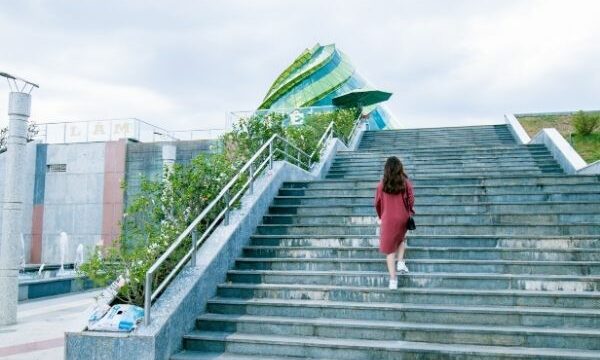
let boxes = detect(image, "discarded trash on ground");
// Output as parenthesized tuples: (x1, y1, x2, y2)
(88, 304, 144, 332)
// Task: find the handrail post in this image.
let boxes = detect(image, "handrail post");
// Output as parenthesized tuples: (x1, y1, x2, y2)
(268, 141, 273, 170)
(190, 230, 198, 267)
(223, 190, 231, 225)
(144, 273, 152, 325)
(248, 163, 254, 194)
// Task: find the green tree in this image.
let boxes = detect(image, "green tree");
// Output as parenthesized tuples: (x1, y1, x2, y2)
(573, 110, 599, 136)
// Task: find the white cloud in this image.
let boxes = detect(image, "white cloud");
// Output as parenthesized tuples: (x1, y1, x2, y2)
(0, 0, 599, 130)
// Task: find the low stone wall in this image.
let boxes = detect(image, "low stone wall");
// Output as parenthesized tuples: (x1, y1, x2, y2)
(529, 128, 587, 174)
(504, 113, 597, 175)
(65, 137, 344, 360)
(19, 276, 95, 301)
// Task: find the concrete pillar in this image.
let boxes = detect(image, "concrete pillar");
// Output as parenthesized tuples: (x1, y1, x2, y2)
(162, 143, 176, 177)
(0, 92, 30, 325)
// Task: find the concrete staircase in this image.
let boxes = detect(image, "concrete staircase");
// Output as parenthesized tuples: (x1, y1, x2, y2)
(172, 124, 600, 359)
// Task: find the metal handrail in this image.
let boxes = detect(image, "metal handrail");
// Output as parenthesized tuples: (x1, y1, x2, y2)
(143, 115, 363, 325)
(309, 122, 335, 163)
(143, 133, 313, 325)
(346, 117, 364, 145)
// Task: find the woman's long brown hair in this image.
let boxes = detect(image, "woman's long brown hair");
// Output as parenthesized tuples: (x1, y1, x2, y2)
(382, 156, 407, 194)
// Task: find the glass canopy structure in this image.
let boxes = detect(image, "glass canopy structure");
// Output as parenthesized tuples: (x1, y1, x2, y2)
(258, 43, 398, 129)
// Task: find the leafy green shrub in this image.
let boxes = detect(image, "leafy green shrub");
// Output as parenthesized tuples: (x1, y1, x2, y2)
(573, 110, 599, 135)
(79, 108, 359, 306)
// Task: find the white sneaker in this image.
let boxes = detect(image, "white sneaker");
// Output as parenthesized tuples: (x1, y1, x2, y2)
(396, 261, 409, 274)
(388, 279, 398, 290)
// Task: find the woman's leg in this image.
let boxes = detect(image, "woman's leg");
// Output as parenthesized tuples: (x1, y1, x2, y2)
(396, 240, 406, 261)
(396, 240, 409, 274)
(386, 253, 396, 278)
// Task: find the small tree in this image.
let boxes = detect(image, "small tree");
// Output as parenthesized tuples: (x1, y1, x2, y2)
(573, 110, 599, 136)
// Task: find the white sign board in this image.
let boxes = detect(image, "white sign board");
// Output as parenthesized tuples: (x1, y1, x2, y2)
(62, 119, 137, 143)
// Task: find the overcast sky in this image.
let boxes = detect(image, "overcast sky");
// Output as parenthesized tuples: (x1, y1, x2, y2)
(0, 0, 599, 130)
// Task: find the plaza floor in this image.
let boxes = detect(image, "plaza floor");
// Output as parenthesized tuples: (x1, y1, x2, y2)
(0, 290, 101, 360)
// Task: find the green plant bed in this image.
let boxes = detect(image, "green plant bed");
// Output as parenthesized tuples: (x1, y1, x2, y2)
(571, 133, 600, 163)
(517, 112, 600, 163)
(79, 108, 359, 306)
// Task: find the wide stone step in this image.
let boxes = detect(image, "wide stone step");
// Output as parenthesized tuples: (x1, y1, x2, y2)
(338, 153, 552, 162)
(284, 175, 600, 187)
(274, 193, 600, 206)
(331, 162, 559, 171)
(330, 157, 558, 165)
(360, 133, 514, 139)
(336, 147, 550, 159)
(269, 203, 600, 215)
(235, 257, 600, 275)
(243, 246, 600, 261)
(249, 235, 600, 249)
(358, 142, 518, 150)
(274, 192, 600, 205)
(279, 183, 600, 195)
(358, 141, 517, 150)
(359, 134, 514, 139)
(256, 224, 600, 236)
(330, 160, 559, 169)
(358, 144, 520, 152)
(193, 314, 600, 350)
(331, 157, 557, 167)
(336, 152, 554, 162)
(226, 270, 600, 292)
(261, 213, 600, 226)
(206, 298, 600, 328)
(364, 124, 510, 136)
(181, 331, 600, 359)
(359, 135, 515, 142)
(328, 162, 561, 172)
(361, 129, 513, 136)
(364, 124, 508, 132)
(326, 170, 564, 179)
(325, 168, 563, 178)
(216, 283, 600, 308)
(344, 141, 544, 150)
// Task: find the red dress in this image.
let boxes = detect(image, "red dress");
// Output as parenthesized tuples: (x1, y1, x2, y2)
(374, 179, 415, 254)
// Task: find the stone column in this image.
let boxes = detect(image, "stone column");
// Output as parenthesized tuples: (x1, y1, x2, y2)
(162, 143, 177, 177)
(0, 92, 30, 325)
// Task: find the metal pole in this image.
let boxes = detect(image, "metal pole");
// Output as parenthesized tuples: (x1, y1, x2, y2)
(248, 163, 254, 194)
(223, 191, 230, 225)
(190, 231, 197, 267)
(0, 92, 30, 325)
(144, 273, 152, 325)
(268, 141, 273, 170)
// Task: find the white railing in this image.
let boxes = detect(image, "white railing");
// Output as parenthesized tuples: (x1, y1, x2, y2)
(33, 118, 226, 144)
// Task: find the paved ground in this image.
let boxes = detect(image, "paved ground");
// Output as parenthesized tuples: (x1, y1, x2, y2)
(0, 290, 101, 360)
